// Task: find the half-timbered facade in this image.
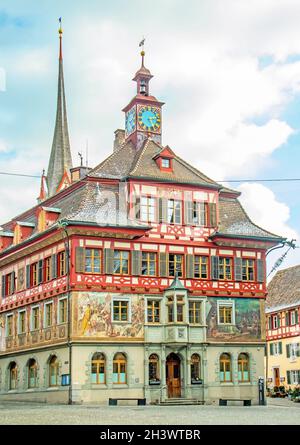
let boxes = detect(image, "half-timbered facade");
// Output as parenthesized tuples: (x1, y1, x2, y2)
(266, 266, 300, 389)
(0, 28, 283, 404)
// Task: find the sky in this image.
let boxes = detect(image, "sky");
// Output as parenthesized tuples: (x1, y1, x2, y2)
(1, 0, 300, 277)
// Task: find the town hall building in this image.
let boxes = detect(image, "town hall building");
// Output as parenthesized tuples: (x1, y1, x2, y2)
(0, 25, 284, 405)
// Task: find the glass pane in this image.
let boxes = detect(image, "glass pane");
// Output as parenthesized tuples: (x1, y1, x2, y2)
(50, 374, 57, 386)
(225, 371, 231, 381)
(91, 373, 97, 384)
(173, 365, 179, 378)
(220, 371, 224, 381)
(99, 373, 105, 384)
(112, 373, 118, 383)
(177, 305, 183, 322)
(120, 373, 126, 383)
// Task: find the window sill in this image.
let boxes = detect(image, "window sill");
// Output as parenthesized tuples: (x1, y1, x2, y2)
(145, 323, 162, 326)
(112, 321, 131, 324)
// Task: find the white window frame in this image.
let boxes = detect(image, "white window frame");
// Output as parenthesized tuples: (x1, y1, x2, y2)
(188, 298, 204, 325)
(17, 309, 26, 335)
(44, 300, 54, 328)
(290, 370, 300, 385)
(273, 315, 278, 329)
(144, 296, 162, 324)
(30, 305, 40, 331)
(6, 313, 13, 337)
(140, 196, 156, 222)
(167, 199, 182, 225)
(166, 292, 187, 323)
(273, 342, 281, 356)
(217, 300, 235, 325)
(57, 297, 68, 325)
(161, 158, 170, 168)
(111, 297, 131, 323)
(290, 311, 296, 326)
(290, 343, 299, 360)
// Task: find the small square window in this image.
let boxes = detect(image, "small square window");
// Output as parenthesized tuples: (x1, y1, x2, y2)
(161, 158, 170, 168)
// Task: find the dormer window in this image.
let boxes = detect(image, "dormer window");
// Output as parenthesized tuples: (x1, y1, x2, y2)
(162, 158, 170, 168)
(153, 146, 175, 172)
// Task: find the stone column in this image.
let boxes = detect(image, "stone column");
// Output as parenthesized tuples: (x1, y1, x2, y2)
(144, 345, 149, 400)
(161, 344, 166, 401)
(186, 345, 192, 398)
(203, 344, 209, 403)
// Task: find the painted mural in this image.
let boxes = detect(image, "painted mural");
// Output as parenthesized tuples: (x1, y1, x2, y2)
(206, 298, 262, 342)
(0, 315, 4, 351)
(74, 292, 144, 339)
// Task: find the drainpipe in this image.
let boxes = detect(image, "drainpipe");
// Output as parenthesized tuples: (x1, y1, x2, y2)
(59, 220, 72, 405)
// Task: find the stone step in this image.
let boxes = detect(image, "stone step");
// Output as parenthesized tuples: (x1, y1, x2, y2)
(157, 398, 204, 406)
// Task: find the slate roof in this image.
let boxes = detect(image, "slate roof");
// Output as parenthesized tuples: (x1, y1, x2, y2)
(266, 266, 300, 312)
(1, 136, 283, 248)
(215, 197, 283, 241)
(90, 138, 220, 188)
(1, 182, 147, 251)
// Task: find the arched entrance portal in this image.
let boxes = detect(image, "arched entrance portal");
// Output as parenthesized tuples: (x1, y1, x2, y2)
(166, 353, 181, 398)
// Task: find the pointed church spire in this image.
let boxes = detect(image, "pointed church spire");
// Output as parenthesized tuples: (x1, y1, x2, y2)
(46, 18, 73, 197)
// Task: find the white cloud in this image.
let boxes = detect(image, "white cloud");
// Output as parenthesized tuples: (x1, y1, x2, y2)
(13, 49, 52, 77)
(237, 182, 300, 278)
(238, 182, 298, 240)
(60, 7, 300, 180)
(0, 140, 9, 153)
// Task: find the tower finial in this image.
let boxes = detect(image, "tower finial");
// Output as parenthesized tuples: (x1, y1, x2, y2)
(58, 17, 63, 60)
(139, 37, 145, 67)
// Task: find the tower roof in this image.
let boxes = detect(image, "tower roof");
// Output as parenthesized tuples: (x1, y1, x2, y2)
(46, 20, 73, 198)
(167, 275, 187, 291)
(132, 50, 153, 81)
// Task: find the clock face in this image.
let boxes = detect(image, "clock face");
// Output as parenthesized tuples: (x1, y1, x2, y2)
(138, 106, 161, 132)
(125, 107, 136, 136)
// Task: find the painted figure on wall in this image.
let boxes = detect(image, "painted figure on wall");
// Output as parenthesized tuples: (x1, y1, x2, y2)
(76, 292, 144, 338)
(0, 315, 5, 351)
(206, 298, 261, 342)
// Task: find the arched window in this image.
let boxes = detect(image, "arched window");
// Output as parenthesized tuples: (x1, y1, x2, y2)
(149, 354, 160, 384)
(238, 353, 250, 382)
(28, 359, 37, 388)
(191, 354, 201, 383)
(91, 353, 106, 384)
(113, 353, 127, 384)
(220, 353, 232, 382)
(49, 355, 59, 387)
(9, 362, 17, 390)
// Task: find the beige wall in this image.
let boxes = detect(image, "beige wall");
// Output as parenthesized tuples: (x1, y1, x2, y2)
(267, 336, 300, 389)
(0, 346, 69, 403)
(205, 345, 264, 405)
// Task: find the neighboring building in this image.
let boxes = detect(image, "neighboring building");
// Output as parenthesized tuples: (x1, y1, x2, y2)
(266, 266, 300, 389)
(0, 26, 283, 405)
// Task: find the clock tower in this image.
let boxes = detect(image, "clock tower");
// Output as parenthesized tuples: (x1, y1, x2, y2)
(123, 50, 164, 150)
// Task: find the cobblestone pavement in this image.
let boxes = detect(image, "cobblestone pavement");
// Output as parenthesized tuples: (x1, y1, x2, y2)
(0, 398, 299, 425)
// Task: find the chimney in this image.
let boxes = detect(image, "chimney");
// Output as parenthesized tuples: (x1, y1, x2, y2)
(113, 129, 125, 152)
